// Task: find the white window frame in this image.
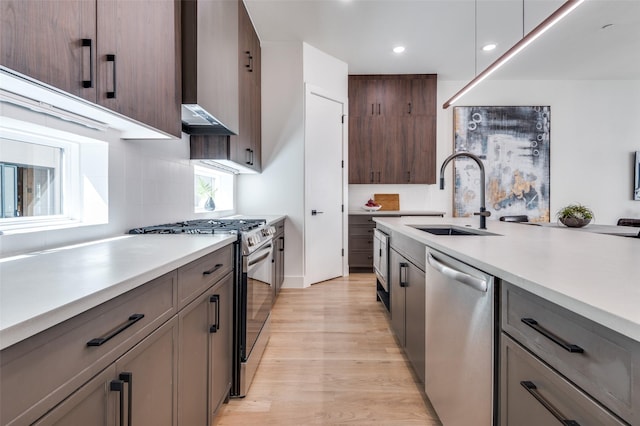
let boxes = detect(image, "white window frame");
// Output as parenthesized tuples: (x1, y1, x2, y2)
(0, 119, 108, 234)
(193, 164, 235, 214)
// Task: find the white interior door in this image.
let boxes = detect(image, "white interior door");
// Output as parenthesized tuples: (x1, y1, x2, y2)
(304, 87, 344, 285)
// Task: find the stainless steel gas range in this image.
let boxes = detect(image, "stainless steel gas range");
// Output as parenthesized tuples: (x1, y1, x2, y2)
(129, 218, 275, 397)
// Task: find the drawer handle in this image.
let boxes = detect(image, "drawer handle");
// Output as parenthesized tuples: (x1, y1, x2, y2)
(520, 381, 581, 426)
(87, 314, 145, 347)
(106, 54, 116, 98)
(81, 38, 93, 88)
(521, 318, 584, 353)
(203, 263, 223, 275)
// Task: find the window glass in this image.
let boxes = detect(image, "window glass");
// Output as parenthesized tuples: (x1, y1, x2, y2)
(194, 165, 234, 213)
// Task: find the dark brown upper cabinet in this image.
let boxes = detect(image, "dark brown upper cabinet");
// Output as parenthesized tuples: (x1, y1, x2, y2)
(348, 74, 437, 184)
(1, 0, 181, 138)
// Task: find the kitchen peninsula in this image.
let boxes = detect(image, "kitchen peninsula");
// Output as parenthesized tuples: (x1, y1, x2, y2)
(375, 215, 639, 425)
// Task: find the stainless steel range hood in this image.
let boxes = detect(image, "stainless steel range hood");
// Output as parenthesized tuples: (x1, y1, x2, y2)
(181, 0, 239, 136)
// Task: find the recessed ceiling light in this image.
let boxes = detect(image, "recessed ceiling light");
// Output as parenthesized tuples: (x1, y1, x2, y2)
(482, 43, 497, 52)
(393, 46, 405, 54)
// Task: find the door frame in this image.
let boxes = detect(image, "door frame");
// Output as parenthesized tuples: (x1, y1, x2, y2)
(303, 83, 349, 286)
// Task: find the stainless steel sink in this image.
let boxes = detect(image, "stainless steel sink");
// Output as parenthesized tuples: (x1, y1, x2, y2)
(411, 225, 500, 236)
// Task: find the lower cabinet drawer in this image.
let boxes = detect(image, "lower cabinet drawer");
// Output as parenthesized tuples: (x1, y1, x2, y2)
(177, 245, 234, 309)
(0, 271, 177, 426)
(501, 334, 626, 426)
(502, 283, 639, 424)
(349, 235, 373, 251)
(349, 251, 373, 268)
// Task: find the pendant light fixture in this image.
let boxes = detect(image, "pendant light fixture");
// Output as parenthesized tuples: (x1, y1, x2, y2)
(442, 0, 585, 109)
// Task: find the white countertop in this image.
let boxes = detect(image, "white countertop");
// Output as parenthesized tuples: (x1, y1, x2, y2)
(374, 216, 640, 342)
(0, 234, 236, 350)
(349, 210, 445, 216)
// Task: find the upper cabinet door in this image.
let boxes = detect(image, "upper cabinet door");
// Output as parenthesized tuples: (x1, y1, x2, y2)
(349, 77, 380, 117)
(1, 0, 98, 102)
(97, 0, 181, 138)
(408, 76, 437, 116)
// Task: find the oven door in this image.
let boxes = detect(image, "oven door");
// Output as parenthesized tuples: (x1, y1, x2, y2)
(242, 240, 274, 361)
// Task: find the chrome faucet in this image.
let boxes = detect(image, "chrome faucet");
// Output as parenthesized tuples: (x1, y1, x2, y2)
(439, 152, 491, 229)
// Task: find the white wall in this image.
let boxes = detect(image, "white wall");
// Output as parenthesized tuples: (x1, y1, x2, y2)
(237, 42, 348, 288)
(1, 107, 234, 256)
(350, 79, 640, 225)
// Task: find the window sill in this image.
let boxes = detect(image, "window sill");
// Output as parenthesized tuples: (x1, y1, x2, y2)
(0, 218, 104, 236)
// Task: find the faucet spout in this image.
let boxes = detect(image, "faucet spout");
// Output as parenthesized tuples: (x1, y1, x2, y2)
(439, 152, 490, 229)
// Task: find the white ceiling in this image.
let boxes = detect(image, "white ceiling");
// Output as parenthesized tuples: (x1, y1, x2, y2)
(245, 0, 640, 81)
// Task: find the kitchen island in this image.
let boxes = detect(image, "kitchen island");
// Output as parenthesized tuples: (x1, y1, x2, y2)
(374, 216, 639, 341)
(374, 215, 639, 425)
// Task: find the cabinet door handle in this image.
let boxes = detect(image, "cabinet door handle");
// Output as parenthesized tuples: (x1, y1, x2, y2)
(406, 171, 411, 182)
(110, 379, 125, 426)
(377, 171, 381, 183)
(369, 171, 374, 183)
(246, 148, 252, 165)
(279, 236, 285, 251)
(119, 372, 133, 426)
(203, 263, 223, 275)
(371, 104, 374, 115)
(81, 39, 93, 88)
(87, 314, 145, 346)
(210, 294, 220, 333)
(250, 149, 254, 165)
(520, 381, 581, 426)
(400, 262, 408, 287)
(377, 103, 381, 115)
(408, 102, 412, 114)
(106, 54, 117, 98)
(521, 318, 584, 353)
(245, 51, 253, 72)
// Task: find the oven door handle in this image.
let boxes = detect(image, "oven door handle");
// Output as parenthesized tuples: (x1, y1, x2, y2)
(247, 244, 273, 267)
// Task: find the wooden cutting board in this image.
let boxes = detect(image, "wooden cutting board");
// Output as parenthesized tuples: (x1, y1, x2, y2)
(374, 194, 400, 211)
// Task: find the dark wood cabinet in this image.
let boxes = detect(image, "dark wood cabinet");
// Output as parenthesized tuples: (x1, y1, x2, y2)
(232, 0, 262, 172)
(348, 74, 437, 184)
(348, 215, 376, 272)
(0, 0, 181, 138)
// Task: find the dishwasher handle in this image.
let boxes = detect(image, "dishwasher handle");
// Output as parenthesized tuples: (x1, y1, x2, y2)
(427, 253, 488, 293)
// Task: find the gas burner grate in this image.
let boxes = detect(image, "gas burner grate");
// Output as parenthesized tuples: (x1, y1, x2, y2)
(128, 218, 266, 234)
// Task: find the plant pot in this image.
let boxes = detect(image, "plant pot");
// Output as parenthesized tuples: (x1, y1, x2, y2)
(559, 217, 591, 228)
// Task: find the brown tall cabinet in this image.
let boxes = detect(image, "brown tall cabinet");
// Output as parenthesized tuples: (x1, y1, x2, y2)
(0, 0, 182, 138)
(348, 75, 437, 184)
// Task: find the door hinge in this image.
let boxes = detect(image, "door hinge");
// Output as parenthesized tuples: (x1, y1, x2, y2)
(342, 248, 344, 256)
(341, 114, 345, 124)
(341, 204, 344, 212)
(341, 160, 344, 168)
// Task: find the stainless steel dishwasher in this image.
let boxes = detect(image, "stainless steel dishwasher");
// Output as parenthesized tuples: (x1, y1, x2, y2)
(425, 249, 496, 426)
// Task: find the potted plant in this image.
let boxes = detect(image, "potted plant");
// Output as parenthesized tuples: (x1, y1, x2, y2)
(196, 177, 217, 211)
(557, 203, 594, 228)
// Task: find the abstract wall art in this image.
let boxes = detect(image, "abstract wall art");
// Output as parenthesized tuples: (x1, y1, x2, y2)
(452, 106, 551, 222)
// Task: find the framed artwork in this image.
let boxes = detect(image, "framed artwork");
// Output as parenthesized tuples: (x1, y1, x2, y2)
(635, 151, 640, 201)
(452, 106, 551, 222)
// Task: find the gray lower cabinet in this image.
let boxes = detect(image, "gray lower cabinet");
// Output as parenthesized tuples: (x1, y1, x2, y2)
(272, 219, 285, 301)
(389, 247, 425, 383)
(34, 317, 179, 425)
(178, 272, 232, 425)
(501, 282, 638, 425)
(0, 244, 235, 426)
(501, 334, 626, 426)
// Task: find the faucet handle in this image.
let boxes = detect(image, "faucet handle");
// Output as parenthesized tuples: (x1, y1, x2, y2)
(474, 211, 492, 217)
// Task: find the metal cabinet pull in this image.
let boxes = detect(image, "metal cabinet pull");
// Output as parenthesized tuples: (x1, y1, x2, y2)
(371, 103, 374, 115)
(370, 171, 374, 182)
(210, 294, 220, 333)
(119, 372, 133, 426)
(81, 39, 93, 88)
(110, 379, 125, 426)
(400, 262, 408, 287)
(520, 381, 581, 426)
(408, 102, 412, 114)
(246, 148, 252, 165)
(87, 314, 144, 346)
(203, 263, 223, 275)
(521, 318, 584, 353)
(279, 236, 285, 252)
(106, 54, 116, 98)
(377, 103, 381, 115)
(245, 51, 253, 72)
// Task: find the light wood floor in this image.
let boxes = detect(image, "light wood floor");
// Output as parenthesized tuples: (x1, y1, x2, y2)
(215, 273, 441, 425)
